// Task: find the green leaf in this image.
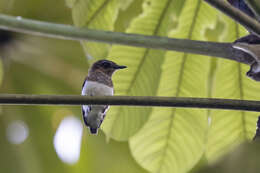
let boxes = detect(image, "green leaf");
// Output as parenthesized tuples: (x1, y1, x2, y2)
(101, 0, 178, 141)
(69, 0, 121, 60)
(205, 15, 259, 161)
(114, 0, 143, 32)
(119, 0, 135, 10)
(129, 1, 218, 173)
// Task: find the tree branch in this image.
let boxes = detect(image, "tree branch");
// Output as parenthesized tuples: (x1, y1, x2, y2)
(245, 0, 260, 20)
(0, 14, 254, 64)
(1, 94, 260, 112)
(204, 0, 260, 36)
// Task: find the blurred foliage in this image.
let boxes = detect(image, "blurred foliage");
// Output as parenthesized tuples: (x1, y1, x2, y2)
(0, 0, 147, 173)
(0, 0, 260, 173)
(198, 142, 260, 173)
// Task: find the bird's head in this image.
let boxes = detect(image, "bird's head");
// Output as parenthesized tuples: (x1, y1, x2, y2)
(246, 61, 260, 81)
(233, 42, 260, 81)
(90, 60, 127, 76)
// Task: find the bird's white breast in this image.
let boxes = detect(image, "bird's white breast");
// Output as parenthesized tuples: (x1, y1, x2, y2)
(82, 81, 113, 96)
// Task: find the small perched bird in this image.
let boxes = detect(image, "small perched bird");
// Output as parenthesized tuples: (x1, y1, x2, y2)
(233, 43, 260, 81)
(81, 60, 126, 134)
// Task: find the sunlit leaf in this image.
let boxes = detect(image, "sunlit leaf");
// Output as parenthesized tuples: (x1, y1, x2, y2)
(69, 0, 121, 60)
(205, 15, 259, 161)
(119, 0, 135, 10)
(114, 0, 143, 32)
(130, 1, 218, 173)
(101, 0, 179, 141)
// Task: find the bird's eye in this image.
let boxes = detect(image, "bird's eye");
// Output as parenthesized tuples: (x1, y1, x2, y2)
(101, 62, 111, 68)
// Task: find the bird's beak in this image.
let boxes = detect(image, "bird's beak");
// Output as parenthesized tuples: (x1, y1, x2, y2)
(114, 65, 127, 69)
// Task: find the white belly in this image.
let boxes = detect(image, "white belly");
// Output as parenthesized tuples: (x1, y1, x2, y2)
(82, 81, 113, 96)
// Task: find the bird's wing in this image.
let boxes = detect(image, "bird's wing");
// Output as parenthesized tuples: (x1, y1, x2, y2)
(82, 105, 91, 126)
(102, 105, 109, 114)
(81, 77, 88, 95)
(82, 78, 91, 126)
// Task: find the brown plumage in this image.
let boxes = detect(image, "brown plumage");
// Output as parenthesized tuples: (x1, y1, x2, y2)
(86, 70, 113, 87)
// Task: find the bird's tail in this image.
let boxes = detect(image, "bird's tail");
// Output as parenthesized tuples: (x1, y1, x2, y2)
(84, 109, 103, 135)
(90, 127, 98, 134)
(83, 115, 98, 134)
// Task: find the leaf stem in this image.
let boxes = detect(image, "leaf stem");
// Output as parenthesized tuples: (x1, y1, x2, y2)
(0, 14, 254, 64)
(1, 94, 260, 112)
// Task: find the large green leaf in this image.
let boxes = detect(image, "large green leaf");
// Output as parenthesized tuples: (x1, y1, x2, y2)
(101, 0, 179, 141)
(119, 0, 135, 10)
(67, 0, 121, 60)
(114, 0, 143, 32)
(129, 1, 218, 173)
(205, 15, 259, 161)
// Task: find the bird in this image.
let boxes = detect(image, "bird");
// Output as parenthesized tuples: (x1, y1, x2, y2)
(233, 42, 260, 81)
(81, 60, 127, 134)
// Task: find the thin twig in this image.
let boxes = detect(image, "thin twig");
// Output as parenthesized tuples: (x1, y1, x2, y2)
(0, 14, 254, 64)
(204, 0, 260, 36)
(1, 94, 260, 112)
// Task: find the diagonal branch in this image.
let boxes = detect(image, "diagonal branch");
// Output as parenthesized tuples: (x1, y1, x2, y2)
(1, 94, 260, 112)
(204, 0, 260, 36)
(245, 0, 260, 20)
(0, 14, 254, 64)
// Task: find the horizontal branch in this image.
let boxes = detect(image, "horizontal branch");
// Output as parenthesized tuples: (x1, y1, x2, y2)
(204, 0, 260, 36)
(1, 94, 260, 112)
(0, 14, 254, 64)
